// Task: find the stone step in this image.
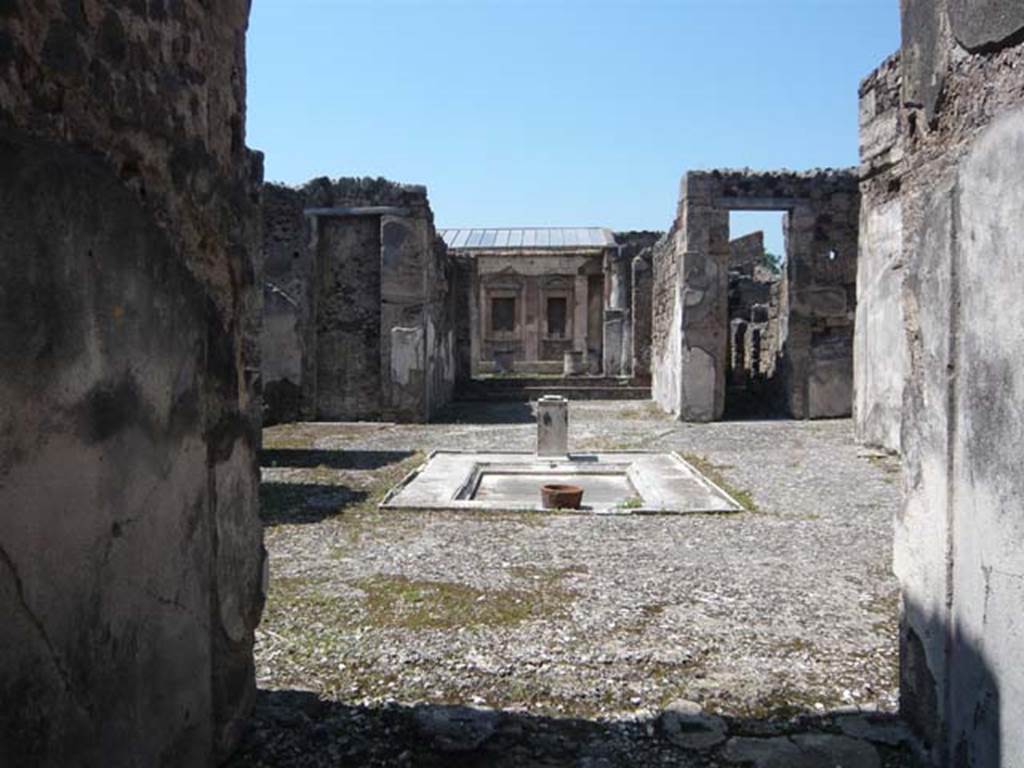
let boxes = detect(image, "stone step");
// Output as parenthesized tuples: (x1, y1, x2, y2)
(456, 383, 652, 401)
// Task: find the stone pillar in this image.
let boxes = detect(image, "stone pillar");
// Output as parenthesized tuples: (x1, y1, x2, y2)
(729, 319, 748, 386)
(537, 395, 569, 457)
(573, 275, 589, 371)
(631, 253, 653, 380)
(470, 265, 482, 378)
(602, 309, 625, 377)
(603, 249, 630, 376)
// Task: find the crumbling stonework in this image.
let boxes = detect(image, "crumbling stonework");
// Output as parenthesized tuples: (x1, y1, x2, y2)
(863, 3, 1024, 765)
(855, 54, 907, 453)
(0, 2, 265, 764)
(652, 170, 859, 421)
(260, 177, 454, 423)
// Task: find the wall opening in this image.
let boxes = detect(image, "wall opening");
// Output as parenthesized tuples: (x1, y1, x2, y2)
(491, 296, 516, 333)
(725, 211, 787, 419)
(546, 296, 567, 339)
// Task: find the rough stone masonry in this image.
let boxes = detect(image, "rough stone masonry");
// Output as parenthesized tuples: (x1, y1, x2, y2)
(0, 2, 265, 765)
(261, 177, 455, 425)
(652, 169, 859, 421)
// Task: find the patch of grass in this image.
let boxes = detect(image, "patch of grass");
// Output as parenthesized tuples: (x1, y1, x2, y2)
(354, 573, 575, 631)
(618, 496, 644, 510)
(682, 453, 759, 512)
(263, 422, 387, 450)
(698, 680, 833, 721)
(327, 451, 426, 551)
(578, 436, 636, 451)
(618, 402, 665, 420)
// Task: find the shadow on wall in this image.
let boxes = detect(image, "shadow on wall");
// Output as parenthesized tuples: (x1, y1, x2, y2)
(261, 448, 415, 470)
(901, 599, 1002, 768)
(225, 690, 923, 767)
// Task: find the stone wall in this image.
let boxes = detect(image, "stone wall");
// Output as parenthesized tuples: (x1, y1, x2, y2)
(855, 54, 907, 452)
(316, 214, 382, 420)
(651, 169, 859, 421)
(260, 177, 455, 423)
(0, 2, 265, 765)
(262, 184, 313, 424)
(879, 3, 1024, 764)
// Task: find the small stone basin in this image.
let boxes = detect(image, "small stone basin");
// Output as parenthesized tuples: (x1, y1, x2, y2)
(541, 483, 584, 510)
(380, 451, 744, 515)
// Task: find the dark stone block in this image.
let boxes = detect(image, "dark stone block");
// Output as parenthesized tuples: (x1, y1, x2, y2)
(900, 0, 946, 121)
(948, 0, 1024, 52)
(97, 11, 128, 67)
(40, 21, 85, 75)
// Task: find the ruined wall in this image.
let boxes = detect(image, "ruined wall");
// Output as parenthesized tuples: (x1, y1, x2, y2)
(855, 54, 907, 452)
(261, 177, 454, 422)
(726, 232, 782, 400)
(0, 2, 264, 765)
(615, 231, 661, 380)
(728, 230, 765, 273)
(886, 3, 1024, 764)
(652, 170, 858, 421)
(262, 184, 313, 424)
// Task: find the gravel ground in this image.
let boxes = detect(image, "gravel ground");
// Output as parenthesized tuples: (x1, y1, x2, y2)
(232, 401, 914, 766)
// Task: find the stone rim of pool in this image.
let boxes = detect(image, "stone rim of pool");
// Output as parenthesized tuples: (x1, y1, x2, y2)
(379, 450, 744, 515)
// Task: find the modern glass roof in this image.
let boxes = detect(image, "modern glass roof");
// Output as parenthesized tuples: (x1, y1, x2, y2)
(438, 227, 615, 252)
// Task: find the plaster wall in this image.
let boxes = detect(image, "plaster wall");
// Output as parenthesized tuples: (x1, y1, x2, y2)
(855, 54, 907, 452)
(886, 3, 1024, 764)
(0, 2, 264, 764)
(651, 230, 681, 413)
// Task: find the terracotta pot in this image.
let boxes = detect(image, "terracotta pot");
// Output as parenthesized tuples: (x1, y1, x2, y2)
(541, 483, 584, 510)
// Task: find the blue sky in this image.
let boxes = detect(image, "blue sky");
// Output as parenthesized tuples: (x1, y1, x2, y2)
(248, 0, 899, 254)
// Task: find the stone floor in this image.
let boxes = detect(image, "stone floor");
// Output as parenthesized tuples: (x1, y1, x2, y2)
(231, 401, 919, 767)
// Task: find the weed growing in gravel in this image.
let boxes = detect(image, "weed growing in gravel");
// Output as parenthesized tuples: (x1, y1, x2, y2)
(682, 453, 759, 511)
